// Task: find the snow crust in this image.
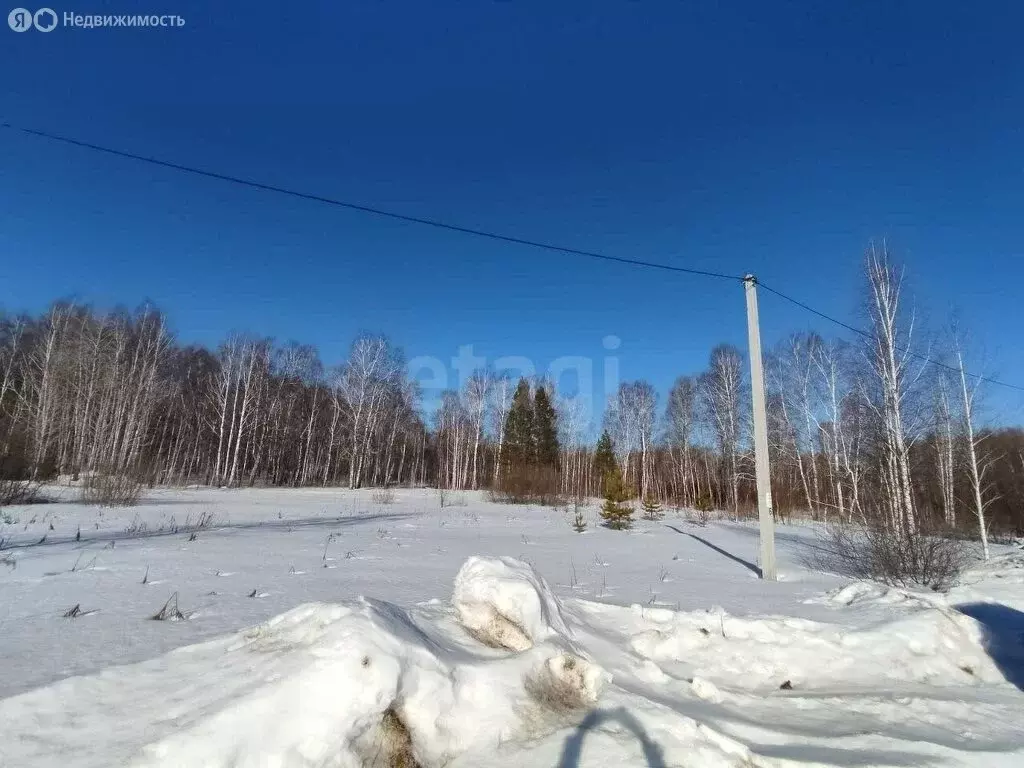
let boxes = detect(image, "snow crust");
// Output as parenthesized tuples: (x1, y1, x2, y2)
(2, 488, 1023, 767)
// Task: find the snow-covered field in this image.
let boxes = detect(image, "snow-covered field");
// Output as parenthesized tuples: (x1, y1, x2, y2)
(1, 487, 1022, 767)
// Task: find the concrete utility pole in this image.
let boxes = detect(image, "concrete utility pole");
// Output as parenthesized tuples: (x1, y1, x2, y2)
(743, 274, 777, 581)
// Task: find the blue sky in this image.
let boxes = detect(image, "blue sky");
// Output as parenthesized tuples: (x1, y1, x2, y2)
(2, 1, 1023, 422)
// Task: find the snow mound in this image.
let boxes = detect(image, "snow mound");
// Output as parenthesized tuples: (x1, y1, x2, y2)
(956, 552, 1024, 588)
(453, 555, 574, 651)
(524, 652, 610, 713)
(943, 553, 1024, 619)
(690, 676, 724, 703)
(627, 602, 1003, 691)
(815, 580, 942, 608)
(0, 557, 610, 768)
(127, 599, 482, 767)
(3, 551, 1023, 768)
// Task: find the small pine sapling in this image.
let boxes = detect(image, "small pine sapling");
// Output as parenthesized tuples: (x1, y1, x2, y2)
(570, 497, 587, 532)
(641, 493, 663, 521)
(693, 493, 713, 526)
(600, 467, 633, 530)
(572, 507, 587, 533)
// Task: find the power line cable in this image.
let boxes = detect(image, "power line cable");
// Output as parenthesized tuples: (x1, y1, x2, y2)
(756, 280, 873, 340)
(1, 123, 742, 282)
(4, 123, 1020, 392)
(757, 279, 1024, 392)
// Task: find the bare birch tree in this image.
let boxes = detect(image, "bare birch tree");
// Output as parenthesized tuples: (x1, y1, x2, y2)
(954, 334, 996, 559)
(665, 376, 697, 505)
(700, 345, 746, 516)
(463, 370, 492, 490)
(339, 335, 403, 489)
(862, 245, 924, 535)
(490, 374, 513, 486)
(934, 372, 957, 527)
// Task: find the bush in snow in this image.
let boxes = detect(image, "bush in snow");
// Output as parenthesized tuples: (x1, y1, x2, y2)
(814, 521, 969, 591)
(0, 477, 41, 507)
(372, 488, 396, 506)
(492, 465, 563, 507)
(80, 470, 143, 507)
(437, 488, 467, 508)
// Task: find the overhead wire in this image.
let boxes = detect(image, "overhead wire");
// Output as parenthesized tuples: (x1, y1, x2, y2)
(4, 122, 1022, 392)
(1, 123, 742, 282)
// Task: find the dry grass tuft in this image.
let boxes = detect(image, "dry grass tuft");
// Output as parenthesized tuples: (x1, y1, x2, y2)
(525, 654, 597, 713)
(463, 609, 533, 651)
(151, 592, 188, 621)
(372, 489, 396, 506)
(362, 706, 421, 768)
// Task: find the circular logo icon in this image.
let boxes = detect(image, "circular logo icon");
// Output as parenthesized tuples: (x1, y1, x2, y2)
(34, 7, 57, 31)
(8, 7, 33, 31)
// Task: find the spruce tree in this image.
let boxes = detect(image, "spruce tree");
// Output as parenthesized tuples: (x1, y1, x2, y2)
(593, 430, 616, 493)
(533, 385, 560, 471)
(502, 378, 535, 470)
(600, 465, 633, 530)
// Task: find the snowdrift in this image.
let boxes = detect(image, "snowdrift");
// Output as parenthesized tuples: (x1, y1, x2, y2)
(1, 554, 1023, 767)
(453, 555, 576, 650)
(625, 597, 1001, 692)
(0, 557, 610, 768)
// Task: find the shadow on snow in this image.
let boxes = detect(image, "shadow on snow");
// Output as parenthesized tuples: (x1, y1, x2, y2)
(557, 707, 666, 768)
(665, 525, 761, 578)
(955, 602, 1024, 692)
(0, 511, 418, 551)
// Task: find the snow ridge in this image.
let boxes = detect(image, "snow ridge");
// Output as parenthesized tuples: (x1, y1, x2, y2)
(1, 553, 1023, 767)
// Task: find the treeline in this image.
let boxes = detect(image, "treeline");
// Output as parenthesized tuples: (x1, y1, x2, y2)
(420, 246, 1024, 542)
(0, 307, 428, 489)
(1, 246, 1022, 541)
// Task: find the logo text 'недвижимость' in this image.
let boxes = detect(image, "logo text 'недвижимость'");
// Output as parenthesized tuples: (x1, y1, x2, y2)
(8, 8, 184, 31)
